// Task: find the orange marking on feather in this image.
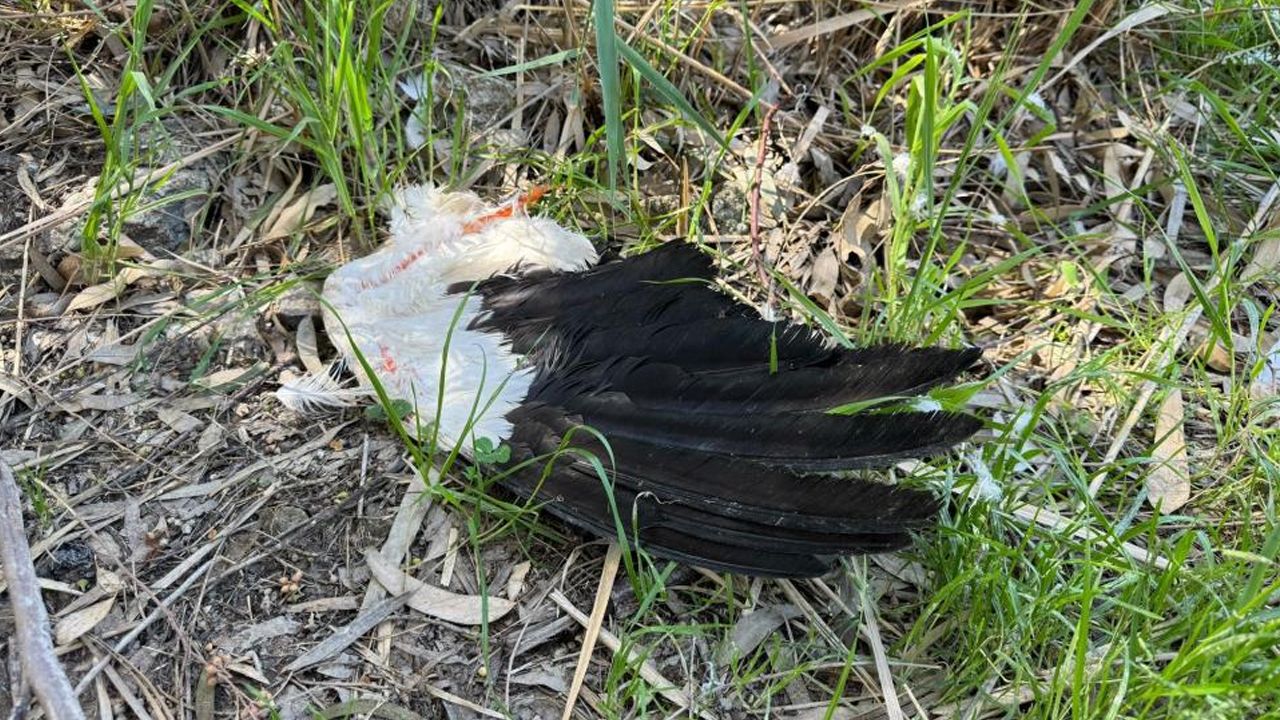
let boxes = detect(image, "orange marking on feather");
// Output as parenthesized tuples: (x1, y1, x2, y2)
(461, 185, 550, 235)
(380, 346, 398, 373)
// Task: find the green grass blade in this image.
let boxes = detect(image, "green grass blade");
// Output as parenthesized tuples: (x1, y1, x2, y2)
(617, 41, 726, 150)
(592, 0, 624, 194)
(480, 48, 582, 78)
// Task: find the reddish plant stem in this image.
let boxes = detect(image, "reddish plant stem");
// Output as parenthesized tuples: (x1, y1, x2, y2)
(749, 103, 778, 299)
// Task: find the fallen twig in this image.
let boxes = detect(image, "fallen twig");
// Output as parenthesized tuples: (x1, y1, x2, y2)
(0, 457, 87, 720)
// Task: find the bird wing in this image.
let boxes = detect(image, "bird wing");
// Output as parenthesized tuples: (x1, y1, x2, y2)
(457, 242, 982, 576)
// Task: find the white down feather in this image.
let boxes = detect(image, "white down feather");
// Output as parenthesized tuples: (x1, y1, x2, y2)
(280, 184, 598, 450)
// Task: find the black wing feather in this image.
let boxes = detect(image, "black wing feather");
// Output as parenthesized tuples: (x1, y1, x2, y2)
(455, 242, 982, 576)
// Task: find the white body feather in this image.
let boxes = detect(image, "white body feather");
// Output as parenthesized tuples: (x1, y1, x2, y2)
(305, 185, 597, 449)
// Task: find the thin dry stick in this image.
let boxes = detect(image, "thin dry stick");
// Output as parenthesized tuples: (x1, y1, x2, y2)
(749, 103, 777, 285)
(860, 592, 905, 720)
(13, 233, 31, 377)
(424, 684, 507, 719)
(561, 542, 622, 720)
(749, 103, 781, 318)
(0, 458, 87, 720)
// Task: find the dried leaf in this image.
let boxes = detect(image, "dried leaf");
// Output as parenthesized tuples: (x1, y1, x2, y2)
(379, 482, 432, 565)
(424, 514, 452, 562)
(716, 605, 800, 663)
(54, 597, 115, 646)
(262, 183, 338, 241)
(192, 363, 265, 392)
(768, 7, 882, 49)
(808, 247, 839, 307)
(97, 569, 126, 594)
(296, 315, 325, 375)
(506, 561, 531, 600)
(197, 422, 225, 453)
(1242, 187, 1280, 281)
(157, 406, 203, 433)
(1200, 339, 1233, 373)
(1244, 236, 1280, 283)
(871, 553, 928, 587)
(67, 392, 143, 412)
(217, 616, 302, 655)
(790, 105, 830, 162)
(1163, 272, 1192, 313)
(122, 500, 147, 563)
(1147, 388, 1190, 513)
(66, 276, 128, 313)
(85, 341, 140, 366)
(365, 549, 514, 625)
(112, 237, 153, 262)
(0, 373, 35, 407)
(226, 662, 270, 685)
(64, 262, 160, 313)
(1101, 143, 1126, 202)
(57, 253, 92, 286)
(283, 592, 409, 672)
(439, 526, 459, 587)
(509, 667, 567, 693)
(286, 596, 360, 614)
